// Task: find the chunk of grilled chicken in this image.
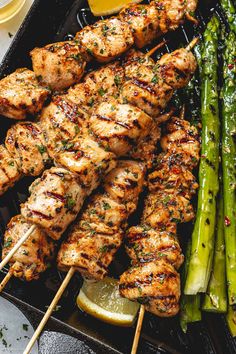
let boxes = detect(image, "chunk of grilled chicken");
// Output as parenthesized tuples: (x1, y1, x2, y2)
(67, 61, 125, 114)
(143, 190, 195, 227)
(125, 225, 183, 270)
(5, 122, 50, 176)
(148, 152, 198, 198)
(89, 100, 153, 156)
(53, 136, 116, 193)
(75, 17, 134, 63)
(121, 49, 172, 118)
(0, 145, 21, 196)
(158, 48, 197, 89)
(21, 167, 87, 240)
(129, 121, 161, 169)
(119, 260, 180, 317)
(120, 0, 197, 48)
(31, 41, 86, 91)
(39, 95, 86, 158)
(161, 117, 200, 168)
(2, 215, 54, 281)
(0, 68, 49, 120)
(121, 47, 196, 117)
(119, 3, 160, 48)
(57, 160, 145, 279)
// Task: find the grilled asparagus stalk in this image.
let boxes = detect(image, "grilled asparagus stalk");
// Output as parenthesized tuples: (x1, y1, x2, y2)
(184, 15, 220, 294)
(202, 191, 227, 312)
(180, 240, 201, 332)
(221, 31, 236, 306)
(220, 0, 236, 33)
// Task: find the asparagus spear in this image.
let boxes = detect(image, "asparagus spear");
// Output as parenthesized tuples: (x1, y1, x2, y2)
(184, 15, 220, 294)
(220, 0, 236, 33)
(226, 306, 236, 337)
(180, 240, 201, 333)
(221, 31, 236, 306)
(202, 191, 227, 312)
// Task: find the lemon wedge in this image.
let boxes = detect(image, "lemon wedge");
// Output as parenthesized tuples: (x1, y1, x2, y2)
(77, 277, 140, 326)
(87, 0, 142, 16)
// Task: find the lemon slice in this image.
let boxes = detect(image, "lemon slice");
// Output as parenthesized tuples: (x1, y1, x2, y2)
(77, 277, 140, 326)
(87, 0, 142, 16)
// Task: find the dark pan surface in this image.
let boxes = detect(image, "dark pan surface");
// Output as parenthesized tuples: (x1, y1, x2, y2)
(0, 1, 236, 353)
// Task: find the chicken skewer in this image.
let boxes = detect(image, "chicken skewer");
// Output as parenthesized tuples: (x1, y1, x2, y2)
(22, 48, 197, 349)
(0, 39, 196, 196)
(31, 0, 198, 90)
(0, 40, 195, 290)
(0, 0, 198, 121)
(0, 43, 168, 282)
(24, 160, 146, 354)
(119, 108, 200, 353)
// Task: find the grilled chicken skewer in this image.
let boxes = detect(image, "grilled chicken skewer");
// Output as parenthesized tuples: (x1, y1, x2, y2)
(24, 160, 146, 354)
(31, 0, 197, 90)
(0, 101, 151, 269)
(119, 111, 200, 353)
(0, 0, 198, 119)
(0, 40, 197, 196)
(0, 44, 169, 278)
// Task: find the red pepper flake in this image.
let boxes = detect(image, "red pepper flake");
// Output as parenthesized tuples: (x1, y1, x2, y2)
(201, 154, 206, 158)
(224, 216, 231, 226)
(228, 63, 234, 70)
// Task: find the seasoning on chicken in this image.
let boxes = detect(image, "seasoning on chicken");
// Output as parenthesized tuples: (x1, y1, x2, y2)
(120, 0, 198, 48)
(53, 136, 117, 193)
(125, 224, 183, 269)
(76, 17, 134, 63)
(0, 145, 22, 196)
(89, 100, 153, 156)
(160, 116, 200, 168)
(120, 259, 181, 316)
(57, 160, 145, 280)
(2, 215, 54, 281)
(128, 118, 161, 169)
(67, 61, 125, 113)
(119, 114, 200, 317)
(0, 68, 50, 120)
(21, 167, 87, 240)
(31, 41, 86, 91)
(5, 122, 50, 176)
(121, 47, 197, 117)
(39, 95, 86, 158)
(119, 3, 160, 48)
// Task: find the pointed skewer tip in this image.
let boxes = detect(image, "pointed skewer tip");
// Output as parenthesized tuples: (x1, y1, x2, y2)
(146, 40, 167, 57)
(186, 37, 199, 51)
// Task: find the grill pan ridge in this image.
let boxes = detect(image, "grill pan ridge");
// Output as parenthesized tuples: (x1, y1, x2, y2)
(0, 1, 236, 353)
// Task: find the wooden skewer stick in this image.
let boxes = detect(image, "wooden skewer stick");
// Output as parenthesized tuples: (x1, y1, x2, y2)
(0, 269, 13, 293)
(186, 37, 199, 51)
(23, 266, 76, 354)
(131, 305, 146, 354)
(180, 105, 186, 120)
(146, 40, 166, 57)
(0, 224, 36, 271)
(186, 13, 198, 25)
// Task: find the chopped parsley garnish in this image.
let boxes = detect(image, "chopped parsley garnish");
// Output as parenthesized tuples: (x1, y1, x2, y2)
(36, 145, 47, 155)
